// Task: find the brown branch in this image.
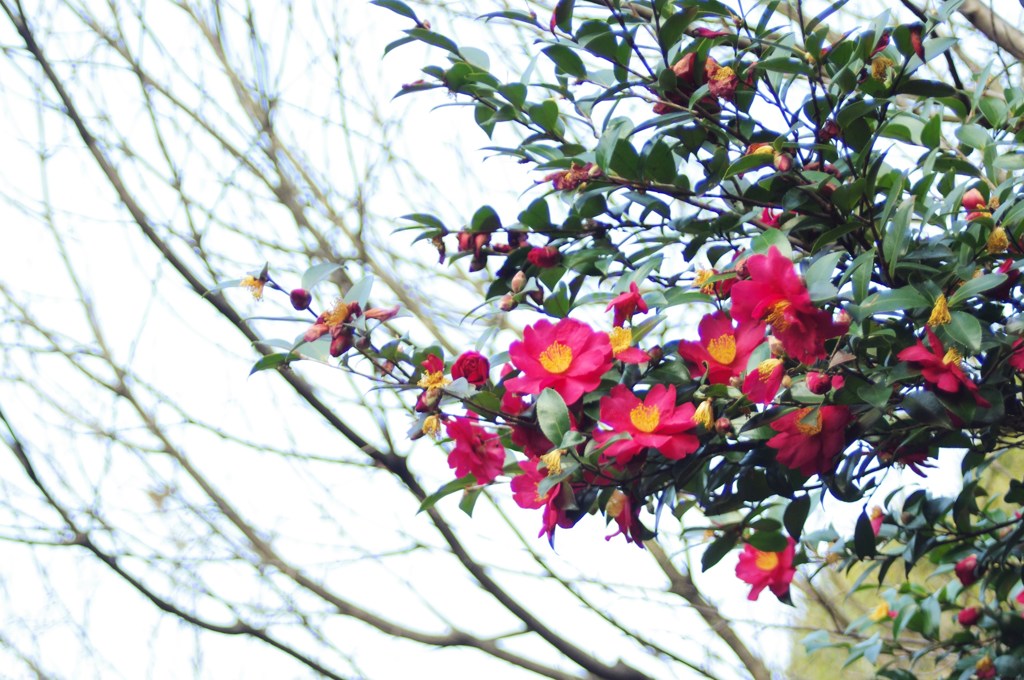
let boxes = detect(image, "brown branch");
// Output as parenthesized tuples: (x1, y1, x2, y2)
(646, 541, 772, 680)
(958, 0, 1024, 61)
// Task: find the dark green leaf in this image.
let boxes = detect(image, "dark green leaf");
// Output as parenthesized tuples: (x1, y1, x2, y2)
(784, 496, 811, 541)
(701, 532, 738, 571)
(543, 45, 587, 78)
(248, 352, 300, 376)
(853, 510, 877, 558)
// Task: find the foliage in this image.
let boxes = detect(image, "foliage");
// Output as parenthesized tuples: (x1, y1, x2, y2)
(234, 0, 1024, 676)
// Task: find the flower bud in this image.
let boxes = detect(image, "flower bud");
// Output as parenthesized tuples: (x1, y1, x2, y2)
(818, 119, 840, 143)
(962, 188, 987, 212)
(806, 371, 832, 395)
(456, 231, 473, 252)
(329, 329, 353, 357)
(955, 554, 980, 586)
(473, 232, 491, 257)
(773, 152, 793, 172)
(715, 417, 733, 435)
(769, 336, 786, 357)
(527, 246, 561, 268)
(647, 345, 664, 363)
(499, 294, 518, 312)
(510, 271, 527, 293)
(781, 375, 793, 389)
(290, 288, 312, 311)
(957, 607, 980, 627)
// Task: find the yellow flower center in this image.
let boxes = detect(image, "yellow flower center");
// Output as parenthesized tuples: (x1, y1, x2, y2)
(629, 403, 661, 433)
(694, 399, 714, 429)
(927, 294, 951, 327)
(324, 298, 352, 327)
(609, 326, 632, 356)
(421, 415, 441, 439)
(987, 226, 1009, 254)
(871, 56, 894, 81)
(749, 144, 775, 156)
(606, 490, 627, 518)
(765, 300, 792, 330)
(711, 65, 735, 83)
(541, 449, 564, 475)
(942, 348, 962, 366)
(707, 334, 737, 365)
(869, 601, 891, 623)
(794, 407, 823, 436)
(693, 269, 716, 295)
(757, 358, 783, 381)
(754, 550, 779, 571)
(241, 275, 265, 301)
(539, 341, 573, 373)
(418, 372, 451, 390)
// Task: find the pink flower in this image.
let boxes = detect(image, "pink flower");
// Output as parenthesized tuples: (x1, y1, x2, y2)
(955, 554, 980, 586)
(742, 357, 785, 404)
(735, 537, 796, 601)
(958, 607, 980, 626)
(805, 371, 833, 394)
(678, 311, 765, 384)
(511, 459, 556, 509)
(760, 207, 782, 228)
(767, 406, 851, 476)
(444, 415, 506, 484)
(731, 247, 847, 364)
(605, 282, 649, 327)
(604, 490, 645, 547)
(1011, 339, 1024, 372)
(594, 384, 699, 464)
(527, 246, 561, 268)
(506, 319, 613, 405)
(897, 328, 990, 406)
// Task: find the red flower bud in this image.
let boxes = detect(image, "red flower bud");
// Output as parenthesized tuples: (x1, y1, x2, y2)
(715, 417, 733, 435)
(773, 153, 793, 172)
(473, 232, 491, 257)
(908, 23, 925, 61)
(452, 351, 491, 386)
(289, 288, 312, 311)
(499, 294, 518, 311)
(511, 271, 527, 293)
(806, 372, 833, 394)
(955, 555, 980, 586)
(962, 188, 987, 212)
(329, 328, 353, 357)
(527, 289, 544, 305)
(818, 119, 841, 143)
(527, 246, 561, 268)
(456, 231, 473, 252)
(957, 607, 980, 626)
(507, 230, 529, 249)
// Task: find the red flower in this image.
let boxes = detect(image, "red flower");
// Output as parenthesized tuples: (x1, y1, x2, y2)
(692, 27, 731, 38)
(452, 351, 490, 386)
(760, 207, 782, 228)
(1011, 339, 1024, 372)
(544, 162, 600, 191)
(705, 60, 738, 101)
(870, 506, 885, 536)
(767, 406, 851, 476)
(527, 246, 562, 268)
(730, 247, 847, 364)
(604, 490, 645, 547)
(955, 554, 980, 586)
(742, 357, 785, 404)
(958, 607, 980, 626)
(505, 319, 613, 405)
(897, 328, 990, 406)
(678, 311, 765, 384)
(594, 384, 699, 464)
(511, 459, 556, 509)
(444, 415, 505, 484)
(735, 537, 796, 601)
(605, 282, 649, 327)
(805, 371, 833, 395)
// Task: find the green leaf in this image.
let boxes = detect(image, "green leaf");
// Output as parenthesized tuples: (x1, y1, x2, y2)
(407, 28, 460, 56)
(471, 205, 502, 232)
(301, 263, 343, 291)
(750, 227, 792, 258)
(945, 311, 982, 353)
(552, 0, 575, 32)
(418, 474, 477, 513)
(345, 275, 374, 307)
(701, 532, 738, 571)
(595, 117, 633, 170)
(895, 79, 957, 98)
(459, 487, 482, 516)
(784, 496, 811, 541)
(805, 251, 843, 302)
(883, 198, 914, 276)
(948, 273, 1007, 306)
(723, 152, 773, 179)
(528, 100, 560, 132)
(370, 0, 419, 22)
(746, 531, 788, 552)
(542, 45, 586, 78)
(993, 154, 1024, 170)
(858, 286, 930, 316)
(955, 123, 990, 150)
(853, 510, 877, 558)
(536, 388, 572, 445)
(249, 352, 300, 376)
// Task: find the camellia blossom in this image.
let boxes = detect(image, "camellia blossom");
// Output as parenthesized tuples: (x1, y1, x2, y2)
(604, 490, 645, 547)
(678, 311, 765, 384)
(742, 357, 785, 404)
(730, 247, 847, 364)
(505, 318, 613, 405)
(896, 328, 990, 406)
(767, 405, 851, 476)
(511, 458, 556, 509)
(527, 246, 561, 268)
(606, 282, 649, 327)
(609, 326, 651, 364)
(594, 384, 698, 464)
(451, 351, 490, 386)
(444, 415, 506, 485)
(735, 537, 796, 601)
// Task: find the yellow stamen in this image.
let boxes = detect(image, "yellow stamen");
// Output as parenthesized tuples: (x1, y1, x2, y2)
(869, 601, 891, 623)
(629, 403, 661, 433)
(323, 298, 352, 327)
(765, 300, 792, 330)
(987, 226, 1009, 254)
(541, 449, 564, 476)
(707, 334, 737, 365)
(417, 371, 451, 390)
(942, 347, 962, 366)
(694, 399, 714, 429)
(757, 358, 783, 381)
(794, 407, 823, 436)
(610, 326, 632, 356)
(871, 56, 894, 81)
(421, 415, 441, 439)
(927, 294, 951, 327)
(710, 65, 735, 83)
(606, 490, 627, 518)
(539, 341, 573, 374)
(754, 550, 779, 571)
(693, 269, 716, 295)
(749, 144, 775, 156)
(870, 506, 884, 520)
(240, 275, 265, 301)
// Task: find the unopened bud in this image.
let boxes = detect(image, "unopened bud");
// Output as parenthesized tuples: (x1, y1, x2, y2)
(773, 153, 792, 172)
(781, 375, 793, 389)
(329, 330, 353, 357)
(806, 371, 832, 395)
(290, 288, 312, 310)
(499, 294, 518, 312)
(647, 345, 663, 363)
(769, 336, 786, 357)
(511, 271, 527, 293)
(715, 417, 733, 435)
(456, 231, 473, 252)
